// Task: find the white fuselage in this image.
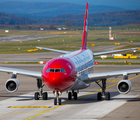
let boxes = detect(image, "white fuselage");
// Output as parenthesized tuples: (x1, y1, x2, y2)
(62, 49, 95, 90)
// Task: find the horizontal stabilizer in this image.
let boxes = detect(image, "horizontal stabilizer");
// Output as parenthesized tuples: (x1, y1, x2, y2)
(36, 46, 70, 54)
(93, 47, 140, 56)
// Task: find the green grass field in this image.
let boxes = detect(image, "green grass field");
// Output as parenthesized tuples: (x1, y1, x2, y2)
(0, 24, 140, 65)
(0, 28, 140, 54)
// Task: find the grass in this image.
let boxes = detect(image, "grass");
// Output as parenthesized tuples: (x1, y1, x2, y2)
(0, 29, 82, 36)
(0, 29, 140, 54)
(0, 25, 139, 65)
(0, 35, 5, 37)
(0, 36, 83, 54)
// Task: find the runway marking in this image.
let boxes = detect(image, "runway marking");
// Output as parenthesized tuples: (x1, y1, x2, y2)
(26, 75, 140, 120)
(8, 106, 50, 108)
(0, 110, 47, 115)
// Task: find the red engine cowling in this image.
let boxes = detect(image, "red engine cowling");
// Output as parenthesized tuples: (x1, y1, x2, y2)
(117, 80, 131, 94)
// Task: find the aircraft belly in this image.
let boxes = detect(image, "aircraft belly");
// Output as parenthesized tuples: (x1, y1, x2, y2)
(70, 78, 90, 90)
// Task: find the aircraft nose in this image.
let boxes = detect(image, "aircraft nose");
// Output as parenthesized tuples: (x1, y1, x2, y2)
(51, 73, 61, 82)
(42, 57, 77, 91)
(43, 72, 76, 91)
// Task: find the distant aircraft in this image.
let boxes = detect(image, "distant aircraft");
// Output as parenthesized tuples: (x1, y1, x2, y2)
(0, 2, 140, 105)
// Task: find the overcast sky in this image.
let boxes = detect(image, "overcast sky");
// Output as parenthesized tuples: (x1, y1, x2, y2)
(0, 0, 140, 9)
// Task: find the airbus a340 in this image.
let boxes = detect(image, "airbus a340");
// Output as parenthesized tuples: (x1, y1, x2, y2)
(0, 2, 140, 105)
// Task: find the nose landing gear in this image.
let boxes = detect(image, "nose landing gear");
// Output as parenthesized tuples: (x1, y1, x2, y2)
(54, 91, 61, 105)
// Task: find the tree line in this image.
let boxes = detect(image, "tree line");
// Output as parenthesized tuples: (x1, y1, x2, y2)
(0, 10, 140, 27)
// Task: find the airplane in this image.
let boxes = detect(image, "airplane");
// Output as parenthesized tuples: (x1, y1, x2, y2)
(0, 2, 140, 105)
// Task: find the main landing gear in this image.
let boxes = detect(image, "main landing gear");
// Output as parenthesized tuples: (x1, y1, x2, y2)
(96, 79, 110, 100)
(68, 90, 78, 100)
(34, 79, 48, 100)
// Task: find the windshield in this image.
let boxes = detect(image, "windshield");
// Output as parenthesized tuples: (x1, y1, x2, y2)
(46, 68, 66, 73)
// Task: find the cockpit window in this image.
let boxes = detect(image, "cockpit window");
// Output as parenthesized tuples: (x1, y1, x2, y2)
(55, 69, 60, 72)
(60, 68, 66, 73)
(46, 68, 50, 72)
(46, 68, 66, 73)
(50, 69, 54, 72)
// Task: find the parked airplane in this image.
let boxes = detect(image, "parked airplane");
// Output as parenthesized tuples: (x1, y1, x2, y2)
(0, 2, 140, 105)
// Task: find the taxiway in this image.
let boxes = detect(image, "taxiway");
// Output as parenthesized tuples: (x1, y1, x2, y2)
(0, 35, 60, 42)
(0, 65, 140, 120)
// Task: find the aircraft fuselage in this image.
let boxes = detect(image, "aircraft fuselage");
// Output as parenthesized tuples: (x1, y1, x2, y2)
(42, 49, 94, 92)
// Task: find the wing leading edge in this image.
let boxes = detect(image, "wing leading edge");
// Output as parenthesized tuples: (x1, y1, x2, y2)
(0, 67, 41, 79)
(82, 69, 140, 83)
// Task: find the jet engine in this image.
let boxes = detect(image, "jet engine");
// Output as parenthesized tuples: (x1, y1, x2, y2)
(5, 78, 20, 93)
(117, 80, 131, 94)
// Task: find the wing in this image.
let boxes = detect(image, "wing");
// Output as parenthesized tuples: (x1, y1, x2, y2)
(93, 47, 139, 56)
(36, 46, 70, 54)
(82, 69, 140, 83)
(0, 67, 41, 79)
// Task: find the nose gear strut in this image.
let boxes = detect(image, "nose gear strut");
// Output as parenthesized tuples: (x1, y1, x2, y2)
(54, 91, 61, 105)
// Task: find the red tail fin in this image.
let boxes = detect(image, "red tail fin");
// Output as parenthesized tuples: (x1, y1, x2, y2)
(81, 2, 88, 50)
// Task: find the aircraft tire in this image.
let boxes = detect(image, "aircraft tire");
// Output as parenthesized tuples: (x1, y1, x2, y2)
(54, 98, 57, 105)
(35, 92, 39, 100)
(43, 92, 48, 100)
(74, 92, 77, 100)
(59, 98, 61, 105)
(97, 92, 102, 100)
(68, 92, 72, 100)
(105, 92, 110, 100)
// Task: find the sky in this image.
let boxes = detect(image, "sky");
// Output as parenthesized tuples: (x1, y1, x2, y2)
(0, 0, 140, 9)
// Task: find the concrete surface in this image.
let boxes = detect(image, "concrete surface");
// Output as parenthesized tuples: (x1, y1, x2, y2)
(0, 65, 140, 120)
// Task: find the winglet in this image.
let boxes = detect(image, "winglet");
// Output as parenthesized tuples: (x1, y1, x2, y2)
(81, 2, 88, 50)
